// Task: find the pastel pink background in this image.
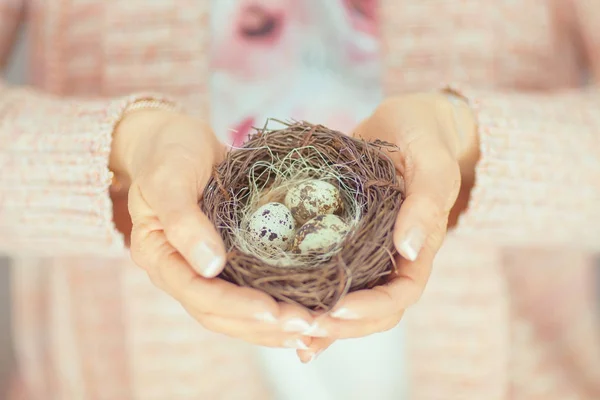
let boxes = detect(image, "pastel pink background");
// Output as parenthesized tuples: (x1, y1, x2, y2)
(210, 0, 381, 146)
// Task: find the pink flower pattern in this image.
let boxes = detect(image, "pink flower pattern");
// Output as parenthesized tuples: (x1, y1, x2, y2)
(210, 0, 381, 144)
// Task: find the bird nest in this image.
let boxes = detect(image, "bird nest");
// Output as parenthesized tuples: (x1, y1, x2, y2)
(201, 121, 404, 312)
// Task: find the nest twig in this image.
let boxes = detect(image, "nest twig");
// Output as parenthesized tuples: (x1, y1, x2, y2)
(201, 120, 403, 312)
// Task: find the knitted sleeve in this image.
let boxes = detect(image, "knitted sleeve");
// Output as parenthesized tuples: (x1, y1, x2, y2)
(0, 1, 159, 257)
(380, 0, 600, 252)
(451, 87, 600, 252)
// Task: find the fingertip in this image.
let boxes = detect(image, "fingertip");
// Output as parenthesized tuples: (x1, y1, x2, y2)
(296, 349, 311, 363)
(296, 348, 322, 364)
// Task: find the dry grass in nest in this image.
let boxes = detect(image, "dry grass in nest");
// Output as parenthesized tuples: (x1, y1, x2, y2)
(201, 120, 404, 312)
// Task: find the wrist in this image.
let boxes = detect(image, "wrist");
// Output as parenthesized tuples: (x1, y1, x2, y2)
(438, 91, 480, 180)
(110, 106, 179, 187)
(438, 90, 480, 227)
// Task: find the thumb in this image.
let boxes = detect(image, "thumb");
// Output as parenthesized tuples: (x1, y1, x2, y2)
(133, 166, 226, 278)
(393, 137, 460, 261)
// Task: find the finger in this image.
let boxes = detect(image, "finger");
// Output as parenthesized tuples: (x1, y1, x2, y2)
(277, 303, 324, 336)
(130, 193, 316, 323)
(296, 337, 336, 363)
(130, 220, 282, 321)
(329, 249, 437, 320)
(132, 161, 226, 278)
(297, 311, 405, 362)
(184, 309, 312, 350)
(185, 298, 318, 337)
(393, 136, 460, 262)
(319, 311, 404, 340)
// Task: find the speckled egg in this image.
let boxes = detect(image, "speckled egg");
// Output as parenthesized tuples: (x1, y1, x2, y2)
(247, 202, 296, 254)
(291, 214, 349, 255)
(284, 180, 343, 225)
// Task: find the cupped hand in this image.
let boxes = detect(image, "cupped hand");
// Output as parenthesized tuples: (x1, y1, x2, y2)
(297, 91, 480, 362)
(110, 108, 316, 349)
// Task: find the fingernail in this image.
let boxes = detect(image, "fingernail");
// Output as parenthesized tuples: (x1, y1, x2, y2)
(303, 322, 328, 337)
(307, 350, 323, 363)
(398, 227, 425, 262)
(283, 318, 312, 333)
(330, 308, 360, 320)
(284, 339, 309, 350)
(254, 311, 277, 324)
(191, 242, 224, 277)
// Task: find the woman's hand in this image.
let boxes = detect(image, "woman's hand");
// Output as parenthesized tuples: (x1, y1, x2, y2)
(110, 108, 315, 349)
(297, 91, 480, 362)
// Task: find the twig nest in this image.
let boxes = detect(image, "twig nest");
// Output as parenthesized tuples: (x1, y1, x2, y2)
(284, 180, 343, 225)
(201, 120, 404, 311)
(246, 202, 296, 254)
(292, 214, 349, 255)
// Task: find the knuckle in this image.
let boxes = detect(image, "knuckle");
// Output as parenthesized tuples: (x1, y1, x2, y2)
(205, 283, 227, 308)
(434, 216, 449, 236)
(157, 250, 185, 286)
(185, 310, 231, 337)
(196, 316, 219, 333)
(196, 316, 233, 338)
(379, 318, 401, 333)
(136, 253, 164, 289)
(411, 285, 426, 305)
(129, 248, 144, 269)
(417, 194, 445, 223)
(181, 304, 201, 320)
(162, 213, 191, 243)
(427, 225, 448, 251)
(129, 224, 163, 264)
(448, 174, 462, 204)
(150, 260, 171, 289)
(146, 268, 164, 289)
(129, 231, 148, 269)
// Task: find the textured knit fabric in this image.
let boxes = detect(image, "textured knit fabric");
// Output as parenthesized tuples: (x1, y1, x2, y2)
(1, 0, 599, 399)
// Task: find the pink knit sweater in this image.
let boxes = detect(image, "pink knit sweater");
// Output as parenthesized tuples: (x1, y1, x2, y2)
(1, 1, 600, 399)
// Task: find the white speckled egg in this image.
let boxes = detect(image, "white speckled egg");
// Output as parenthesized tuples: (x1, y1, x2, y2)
(284, 180, 343, 225)
(247, 202, 296, 254)
(291, 214, 349, 255)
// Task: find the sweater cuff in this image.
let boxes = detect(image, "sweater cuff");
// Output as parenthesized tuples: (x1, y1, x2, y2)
(443, 84, 600, 251)
(0, 88, 175, 257)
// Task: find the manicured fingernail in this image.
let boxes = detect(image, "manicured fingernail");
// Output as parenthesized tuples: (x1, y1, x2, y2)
(284, 339, 309, 350)
(254, 312, 277, 323)
(330, 308, 360, 320)
(283, 318, 312, 333)
(191, 242, 224, 277)
(399, 227, 425, 261)
(303, 322, 328, 337)
(305, 350, 323, 364)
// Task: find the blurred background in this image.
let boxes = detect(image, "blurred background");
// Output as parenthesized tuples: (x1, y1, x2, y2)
(1, 23, 26, 389)
(0, 11, 598, 398)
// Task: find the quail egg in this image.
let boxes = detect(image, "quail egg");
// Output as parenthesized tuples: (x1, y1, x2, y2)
(247, 202, 296, 254)
(284, 180, 343, 225)
(291, 214, 349, 255)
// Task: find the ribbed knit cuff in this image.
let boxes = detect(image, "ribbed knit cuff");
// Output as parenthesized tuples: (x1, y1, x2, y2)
(446, 85, 600, 251)
(0, 88, 175, 257)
